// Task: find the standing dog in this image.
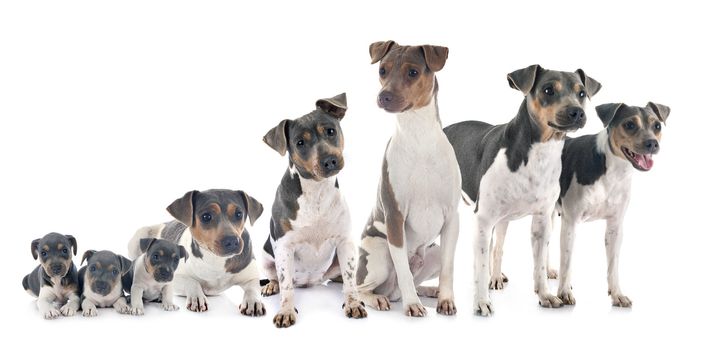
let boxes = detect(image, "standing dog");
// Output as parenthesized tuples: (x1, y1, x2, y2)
(22, 232, 80, 319)
(555, 102, 670, 307)
(444, 65, 601, 315)
(261, 93, 367, 328)
(122, 238, 188, 315)
(356, 41, 461, 317)
(79, 250, 132, 317)
(128, 189, 266, 316)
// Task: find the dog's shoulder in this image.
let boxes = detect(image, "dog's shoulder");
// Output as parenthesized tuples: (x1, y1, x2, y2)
(560, 134, 607, 198)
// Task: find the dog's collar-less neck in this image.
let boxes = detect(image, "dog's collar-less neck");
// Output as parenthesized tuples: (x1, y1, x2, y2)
(597, 129, 632, 172)
(394, 91, 440, 135)
(514, 99, 564, 144)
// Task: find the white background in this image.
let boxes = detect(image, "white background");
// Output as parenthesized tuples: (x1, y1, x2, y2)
(1, 1, 715, 348)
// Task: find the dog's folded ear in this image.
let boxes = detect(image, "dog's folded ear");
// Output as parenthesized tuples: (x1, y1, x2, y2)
(508, 64, 542, 96)
(263, 119, 290, 156)
(65, 235, 78, 256)
(81, 250, 96, 265)
(237, 191, 264, 226)
(647, 102, 671, 123)
(139, 238, 157, 254)
(595, 103, 625, 128)
(316, 93, 348, 119)
(178, 246, 189, 262)
(575, 69, 602, 98)
(31, 238, 41, 260)
(421, 45, 449, 72)
(167, 190, 198, 227)
(370, 40, 396, 64)
(118, 255, 132, 275)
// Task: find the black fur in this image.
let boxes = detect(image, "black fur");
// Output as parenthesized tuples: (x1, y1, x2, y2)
(559, 135, 607, 201)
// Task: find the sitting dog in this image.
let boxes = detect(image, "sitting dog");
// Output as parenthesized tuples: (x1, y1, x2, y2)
(79, 250, 132, 317)
(122, 238, 188, 315)
(128, 189, 265, 316)
(444, 65, 601, 315)
(261, 93, 367, 328)
(554, 102, 670, 307)
(22, 232, 80, 319)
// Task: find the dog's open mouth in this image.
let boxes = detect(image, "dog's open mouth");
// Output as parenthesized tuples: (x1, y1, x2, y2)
(622, 146, 653, 171)
(548, 121, 580, 132)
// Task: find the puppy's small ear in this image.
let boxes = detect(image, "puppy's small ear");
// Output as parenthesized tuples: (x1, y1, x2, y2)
(369, 40, 396, 64)
(237, 191, 264, 225)
(263, 119, 290, 156)
(647, 102, 671, 123)
(575, 69, 602, 98)
(595, 103, 625, 128)
(167, 190, 198, 227)
(421, 45, 449, 72)
(508, 64, 541, 95)
(178, 246, 188, 262)
(31, 239, 41, 260)
(65, 235, 78, 256)
(139, 238, 156, 254)
(316, 93, 348, 120)
(81, 250, 96, 266)
(118, 255, 132, 275)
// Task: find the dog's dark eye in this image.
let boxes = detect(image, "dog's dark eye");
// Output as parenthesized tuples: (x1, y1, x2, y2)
(40, 251, 47, 257)
(90, 266, 96, 272)
(544, 87, 555, 96)
(235, 211, 243, 220)
(379, 67, 386, 76)
(296, 139, 304, 147)
(624, 121, 636, 130)
(408, 69, 418, 77)
(579, 91, 586, 98)
(326, 128, 336, 137)
(112, 269, 119, 276)
(200, 213, 212, 223)
(152, 254, 159, 262)
(62, 248, 68, 255)
(654, 122, 661, 131)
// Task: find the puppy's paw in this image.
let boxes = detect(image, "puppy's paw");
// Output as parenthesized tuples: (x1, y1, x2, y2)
(558, 289, 576, 305)
(82, 306, 98, 317)
(538, 293, 564, 308)
(273, 308, 298, 328)
(474, 298, 493, 317)
(186, 295, 208, 312)
(114, 304, 131, 315)
(359, 293, 391, 311)
(239, 299, 266, 317)
(342, 300, 367, 319)
(489, 273, 508, 290)
(260, 280, 279, 297)
(130, 307, 145, 316)
(436, 298, 457, 316)
(611, 294, 632, 308)
(43, 308, 61, 320)
(547, 268, 558, 279)
(404, 302, 426, 317)
(60, 304, 77, 317)
(162, 303, 180, 312)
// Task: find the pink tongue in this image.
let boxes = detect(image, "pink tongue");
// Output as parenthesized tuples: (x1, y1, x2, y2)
(635, 154, 654, 170)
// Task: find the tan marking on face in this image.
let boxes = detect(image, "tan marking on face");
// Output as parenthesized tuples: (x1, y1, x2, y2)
(316, 125, 325, 135)
(573, 83, 582, 93)
(144, 256, 156, 276)
(529, 96, 562, 142)
(554, 81, 563, 92)
(159, 250, 164, 256)
(42, 245, 49, 252)
(171, 253, 177, 258)
(191, 202, 245, 255)
(378, 46, 437, 112)
(57, 243, 64, 250)
(609, 115, 641, 159)
(302, 132, 311, 141)
(290, 146, 319, 179)
(281, 219, 293, 233)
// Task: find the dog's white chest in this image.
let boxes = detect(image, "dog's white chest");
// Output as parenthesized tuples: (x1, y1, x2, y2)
(175, 232, 236, 295)
(568, 159, 633, 222)
(479, 140, 564, 219)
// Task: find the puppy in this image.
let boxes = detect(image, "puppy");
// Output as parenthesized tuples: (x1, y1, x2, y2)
(122, 238, 188, 315)
(79, 250, 132, 317)
(261, 93, 367, 328)
(22, 232, 80, 319)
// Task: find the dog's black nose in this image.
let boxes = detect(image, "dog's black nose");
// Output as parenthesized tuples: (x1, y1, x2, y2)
(93, 281, 110, 294)
(378, 91, 394, 103)
(50, 263, 64, 275)
(221, 236, 240, 253)
(567, 107, 585, 123)
(158, 268, 171, 280)
(644, 139, 660, 153)
(322, 156, 338, 171)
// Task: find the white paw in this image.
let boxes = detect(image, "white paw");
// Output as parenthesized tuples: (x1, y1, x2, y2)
(474, 299, 493, 317)
(547, 268, 558, 279)
(558, 289, 576, 305)
(404, 302, 426, 317)
(342, 300, 367, 319)
(489, 273, 508, 290)
(360, 293, 391, 311)
(162, 303, 180, 312)
(436, 298, 457, 316)
(60, 304, 77, 317)
(538, 293, 563, 308)
(115, 304, 131, 314)
(186, 294, 208, 312)
(611, 293, 632, 308)
(82, 306, 98, 317)
(239, 299, 265, 317)
(273, 308, 298, 328)
(260, 280, 279, 297)
(130, 307, 144, 316)
(43, 308, 61, 320)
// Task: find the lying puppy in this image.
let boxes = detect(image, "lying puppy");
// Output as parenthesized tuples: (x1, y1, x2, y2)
(261, 93, 366, 328)
(556, 102, 670, 307)
(22, 232, 80, 319)
(122, 238, 188, 315)
(79, 250, 132, 317)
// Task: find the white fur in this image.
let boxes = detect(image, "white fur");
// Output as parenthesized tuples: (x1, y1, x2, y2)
(80, 276, 128, 316)
(128, 255, 178, 315)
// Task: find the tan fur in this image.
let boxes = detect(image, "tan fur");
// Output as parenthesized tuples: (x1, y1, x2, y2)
(529, 96, 563, 142)
(609, 114, 662, 159)
(190, 203, 245, 255)
(378, 47, 437, 111)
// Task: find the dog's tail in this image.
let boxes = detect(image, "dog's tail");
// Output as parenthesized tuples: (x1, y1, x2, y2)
(259, 279, 270, 287)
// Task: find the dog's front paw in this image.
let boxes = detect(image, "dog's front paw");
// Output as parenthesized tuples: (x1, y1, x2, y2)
(186, 295, 208, 312)
(261, 280, 279, 297)
(538, 293, 564, 308)
(547, 268, 558, 279)
(82, 306, 98, 317)
(60, 304, 77, 317)
(273, 308, 298, 328)
(611, 293, 632, 308)
(162, 303, 180, 311)
(437, 298, 457, 316)
(130, 307, 145, 316)
(558, 289, 576, 305)
(416, 286, 440, 298)
(360, 293, 391, 311)
(115, 304, 131, 314)
(239, 298, 266, 317)
(342, 300, 367, 319)
(489, 273, 509, 290)
(404, 302, 426, 317)
(474, 299, 493, 317)
(43, 308, 61, 320)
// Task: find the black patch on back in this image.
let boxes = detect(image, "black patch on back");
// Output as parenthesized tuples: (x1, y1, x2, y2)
(225, 230, 254, 273)
(161, 221, 187, 243)
(121, 262, 135, 293)
(269, 168, 303, 241)
(559, 134, 607, 200)
(190, 239, 203, 259)
(263, 234, 274, 258)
